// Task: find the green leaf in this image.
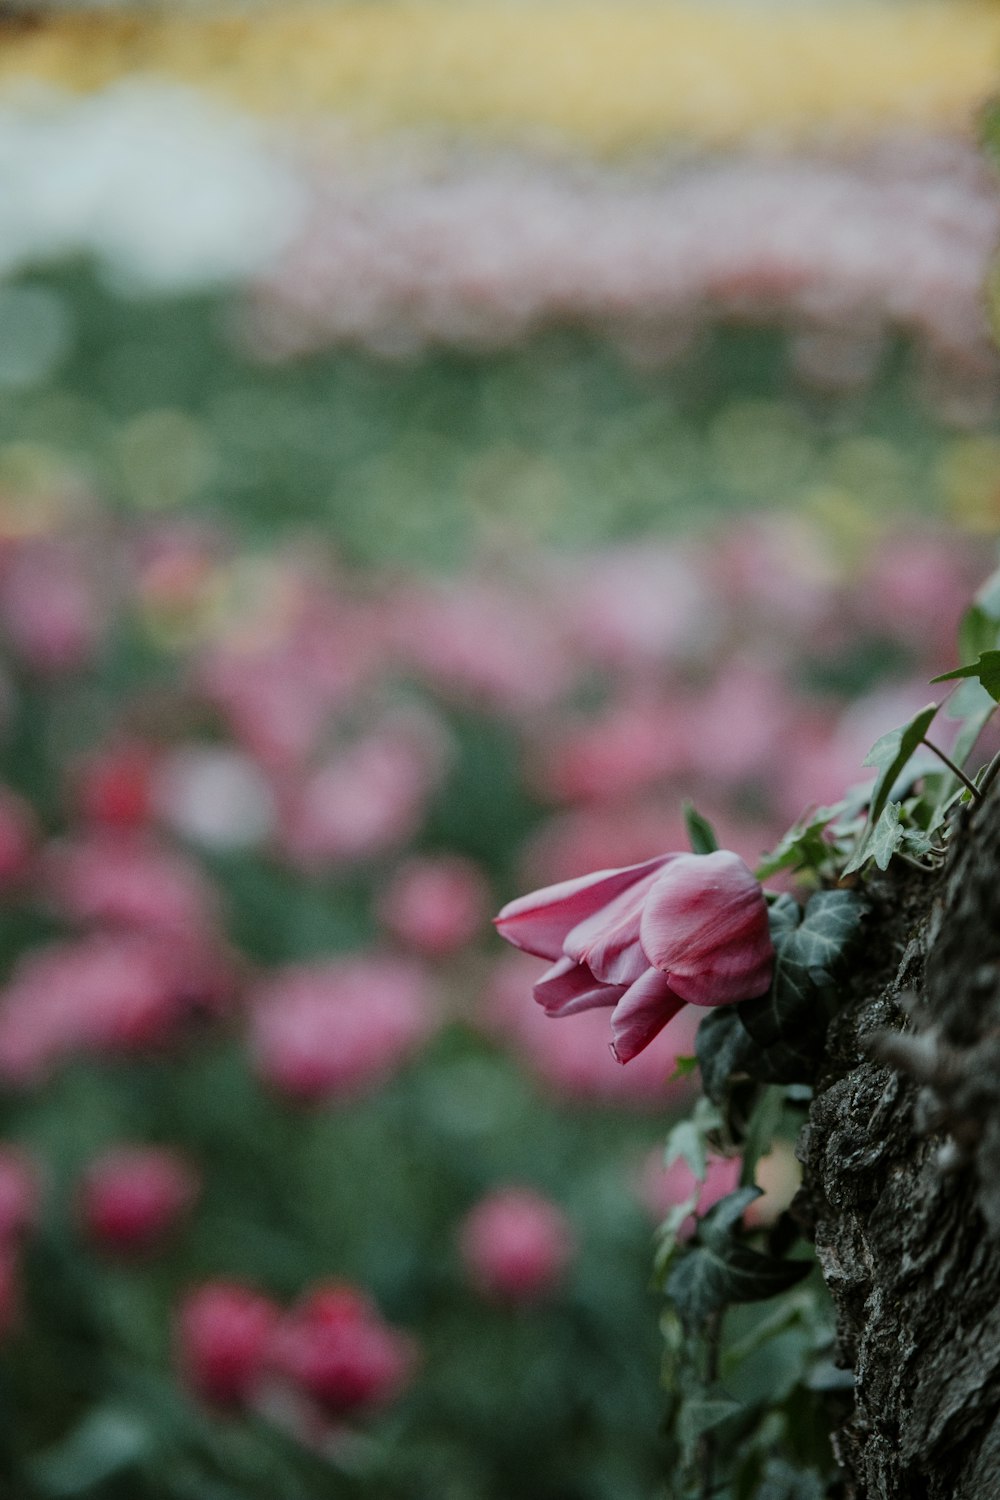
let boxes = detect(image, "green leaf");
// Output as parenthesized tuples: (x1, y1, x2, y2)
(739, 890, 866, 1082)
(696, 1006, 785, 1105)
(677, 1395, 742, 1463)
(755, 803, 846, 880)
(767, 892, 802, 940)
(959, 560, 1000, 661)
(30, 1408, 150, 1496)
(668, 1053, 699, 1082)
(932, 650, 1000, 702)
(853, 702, 939, 862)
(664, 1097, 724, 1177)
(869, 800, 903, 871)
(683, 800, 719, 856)
(666, 1189, 811, 1331)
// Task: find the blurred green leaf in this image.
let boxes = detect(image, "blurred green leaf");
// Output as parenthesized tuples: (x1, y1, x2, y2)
(677, 1394, 742, 1463)
(682, 801, 719, 856)
(30, 1407, 150, 1495)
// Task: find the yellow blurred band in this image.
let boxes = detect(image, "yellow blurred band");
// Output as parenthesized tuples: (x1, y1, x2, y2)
(1, 2, 998, 148)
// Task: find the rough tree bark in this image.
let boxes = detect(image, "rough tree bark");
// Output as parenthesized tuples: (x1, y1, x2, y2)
(797, 776, 1000, 1499)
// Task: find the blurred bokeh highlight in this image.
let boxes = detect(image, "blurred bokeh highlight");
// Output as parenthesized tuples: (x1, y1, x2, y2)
(0, 4, 997, 1496)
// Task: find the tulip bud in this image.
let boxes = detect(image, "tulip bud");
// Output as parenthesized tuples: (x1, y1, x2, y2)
(79, 1146, 199, 1255)
(495, 849, 773, 1064)
(458, 1187, 574, 1303)
(176, 1281, 280, 1407)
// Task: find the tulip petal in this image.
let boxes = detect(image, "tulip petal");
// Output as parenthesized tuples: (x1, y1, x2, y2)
(609, 968, 685, 1064)
(640, 851, 773, 1006)
(494, 855, 675, 961)
(533, 955, 624, 1017)
(563, 860, 675, 985)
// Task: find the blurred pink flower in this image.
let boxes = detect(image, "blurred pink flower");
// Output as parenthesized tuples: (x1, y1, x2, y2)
(555, 542, 710, 674)
(495, 850, 773, 1063)
(177, 1281, 281, 1408)
(529, 692, 693, 803)
(0, 931, 233, 1084)
(278, 714, 449, 871)
(387, 578, 572, 713)
(859, 534, 978, 668)
(686, 659, 797, 789)
(195, 576, 383, 772)
(0, 537, 108, 675)
(520, 802, 776, 894)
(79, 1146, 199, 1256)
(39, 830, 220, 946)
(269, 1283, 416, 1416)
(0, 785, 35, 888)
(249, 955, 433, 1103)
(458, 1187, 574, 1303)
(72, 742, 156, 829)
(378, 853, 490, 957)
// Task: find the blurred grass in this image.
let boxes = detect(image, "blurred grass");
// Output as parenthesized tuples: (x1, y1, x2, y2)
(0, 267, 964, 571)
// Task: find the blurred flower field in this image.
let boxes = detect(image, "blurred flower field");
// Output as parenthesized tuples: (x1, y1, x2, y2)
(0, 5, 998, 1497)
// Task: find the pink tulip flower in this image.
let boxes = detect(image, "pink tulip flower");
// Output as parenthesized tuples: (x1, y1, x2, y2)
(458, 1187, 574, 1304)
(177, 1281, 281, 1408)
(494, 850, 773, 1064)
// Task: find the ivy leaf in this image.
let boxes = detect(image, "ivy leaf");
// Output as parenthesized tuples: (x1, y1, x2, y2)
(664, 1097, 724, 1177)
(767, 892, 802, 940)
(844, 703, 938, 874)
(739, 890, 866, 1082)
(677, 1395, 742, 1463)
(932, 650, 1000, 702)
(696, 1006, 785, 1104)
(683, 800, 719, 856)
(666, 1188, 810, 1331)
(869, 800, 904, 871)
(755, 804, 845, 880)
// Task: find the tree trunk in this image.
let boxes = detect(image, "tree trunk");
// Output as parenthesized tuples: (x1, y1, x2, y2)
(797, 778, 1000, 1499)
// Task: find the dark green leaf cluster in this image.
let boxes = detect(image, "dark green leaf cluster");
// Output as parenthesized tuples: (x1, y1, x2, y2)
(697, 890, 866, 1109)
(666, 1189, 810, 1334)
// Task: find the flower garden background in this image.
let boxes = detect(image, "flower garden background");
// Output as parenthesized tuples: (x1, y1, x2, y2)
(0, 5, 998, 1496)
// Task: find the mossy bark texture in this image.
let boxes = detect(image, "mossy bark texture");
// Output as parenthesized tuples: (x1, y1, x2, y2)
(798, 782, 1000, 1499)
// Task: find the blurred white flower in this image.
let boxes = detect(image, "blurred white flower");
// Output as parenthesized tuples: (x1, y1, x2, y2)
(0, 81, 306, 290)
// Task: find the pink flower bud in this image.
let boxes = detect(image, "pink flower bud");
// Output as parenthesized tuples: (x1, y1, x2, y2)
(79, 1147, 199, 1256)
(458, 1187, 574, 1304)
(378, 854, 490, 957)
(494, 850, 773, 1064)
(176, 1281, 280, 1407)
(269, 1284, 416, 1416)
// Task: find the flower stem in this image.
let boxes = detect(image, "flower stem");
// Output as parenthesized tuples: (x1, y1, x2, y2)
(699, 1310, 723, 1500)
(920, 737, 982, 800)
(977, 748, 1000, 799)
